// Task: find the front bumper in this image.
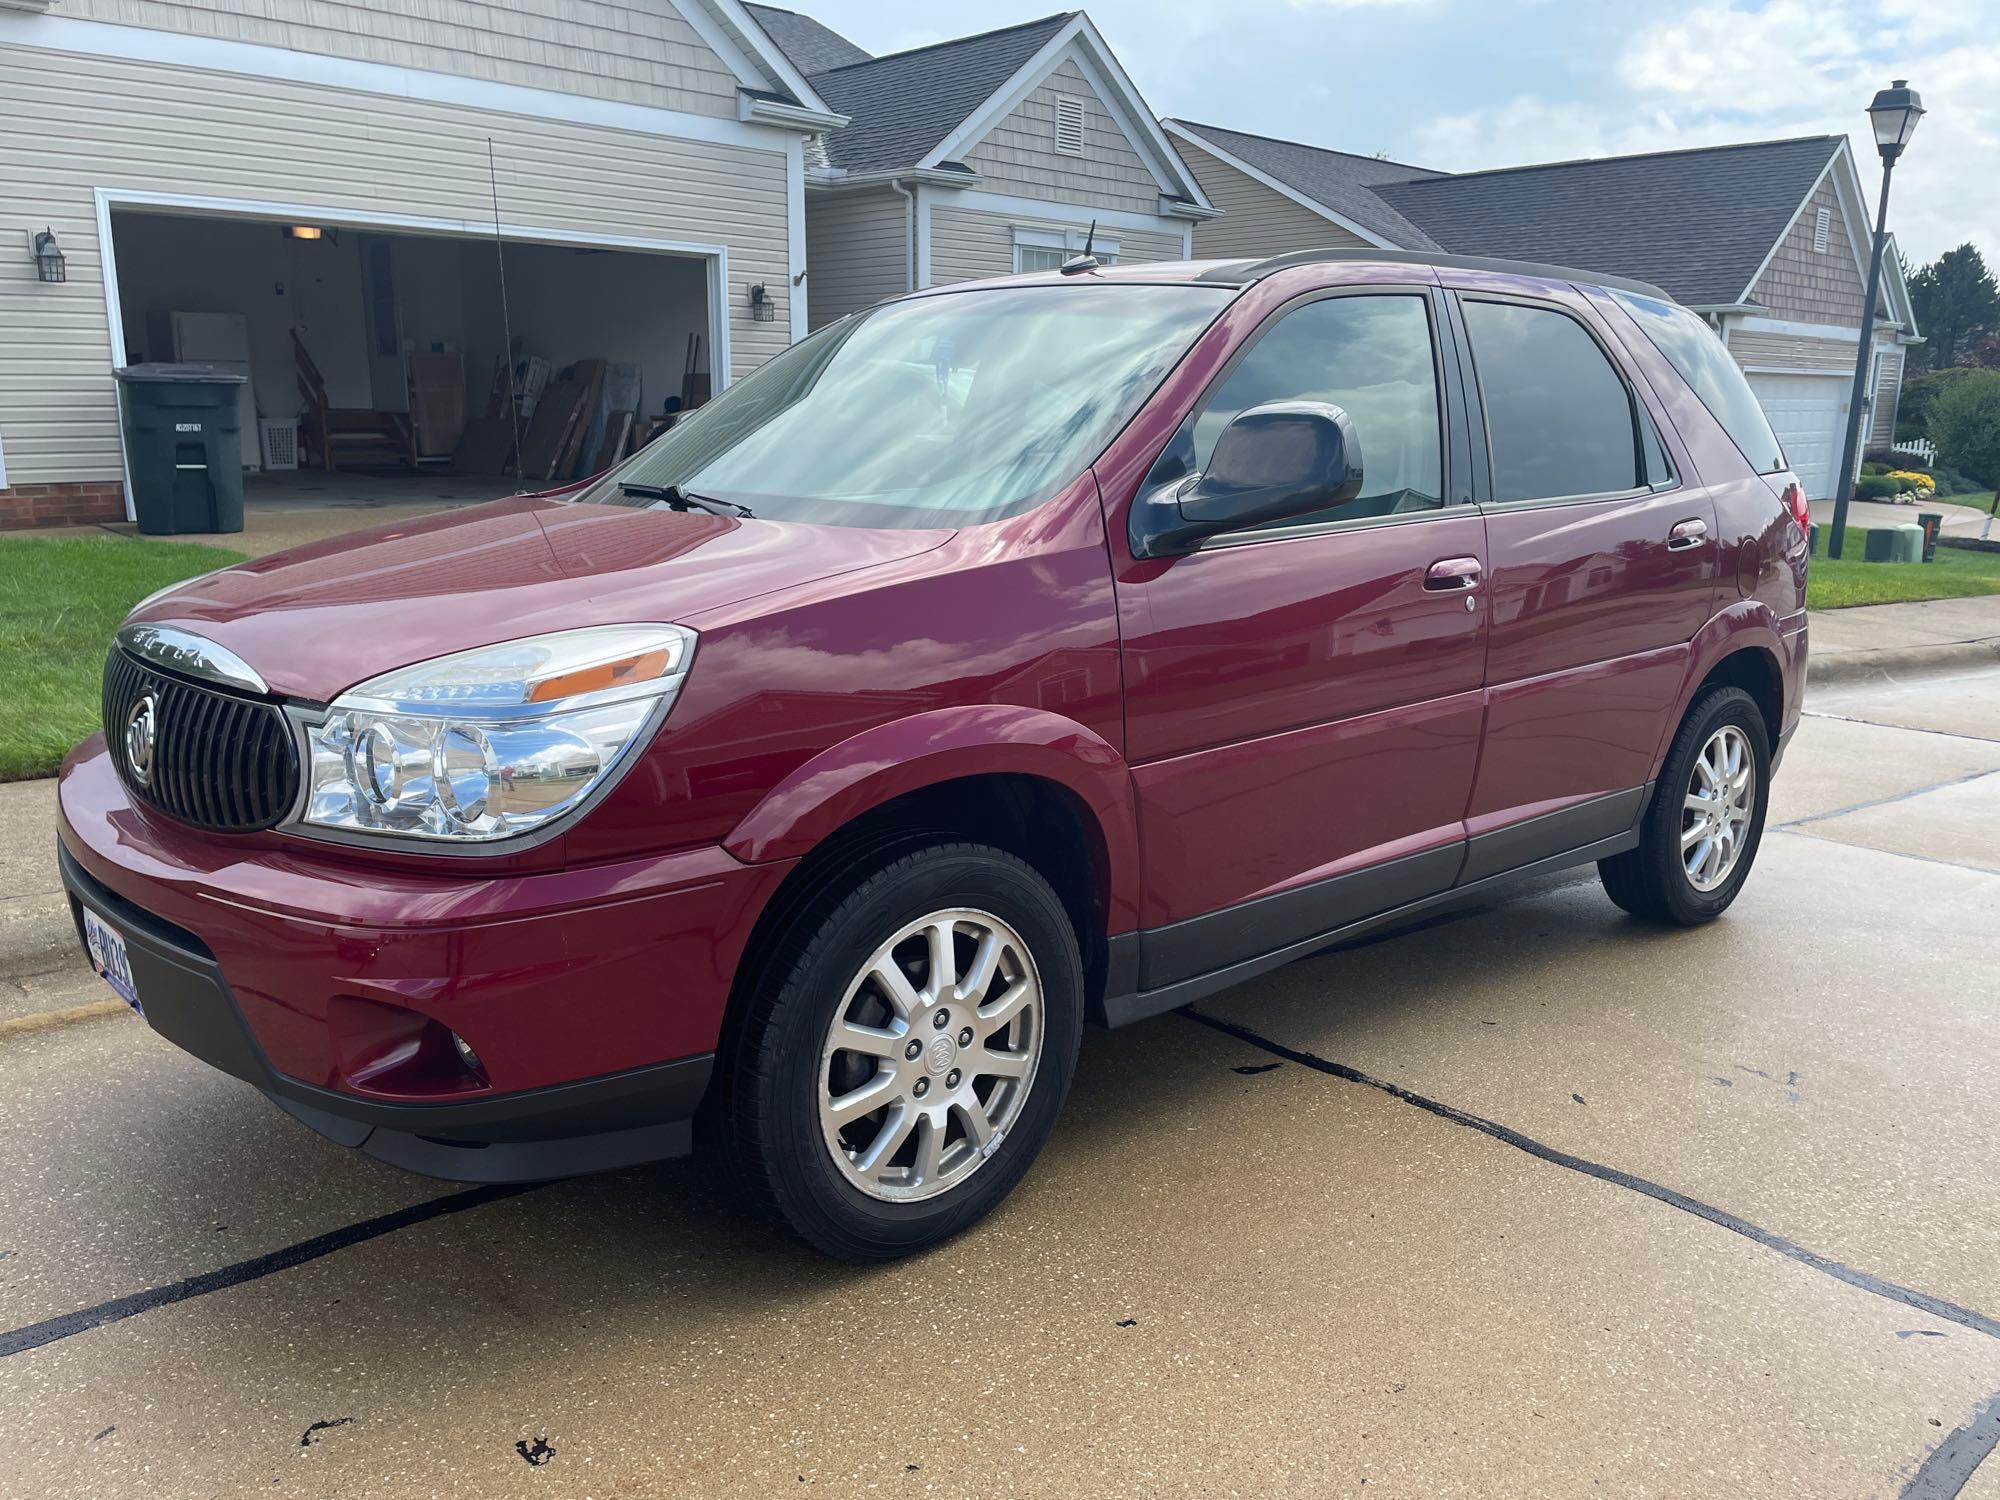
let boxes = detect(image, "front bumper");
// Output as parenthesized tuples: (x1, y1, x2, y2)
(57, 737, 789, 1182)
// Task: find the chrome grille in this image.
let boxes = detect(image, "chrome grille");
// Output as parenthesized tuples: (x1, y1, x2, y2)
(101, 648, 299, 832)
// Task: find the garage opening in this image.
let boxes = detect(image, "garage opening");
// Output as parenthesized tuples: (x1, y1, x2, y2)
(106, 208, 720, 513)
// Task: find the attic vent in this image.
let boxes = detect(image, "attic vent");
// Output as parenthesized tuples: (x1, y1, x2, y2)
(1054, 96, 1085, 157)
(1812, 206, 1831, 254)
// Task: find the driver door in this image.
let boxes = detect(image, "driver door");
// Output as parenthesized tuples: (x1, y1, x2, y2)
(1113, 285, 1489, 989)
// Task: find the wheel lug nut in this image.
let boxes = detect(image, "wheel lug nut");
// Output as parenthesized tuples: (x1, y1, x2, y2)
(904, 1040, 922, 1061)
(932, 1008, 950, 1029)
(958, 1027, 973, 1046)
(946, 1069, 961, 1089)
(913, 1078, 930, 1098)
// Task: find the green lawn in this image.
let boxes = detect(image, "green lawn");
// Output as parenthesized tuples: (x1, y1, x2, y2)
(0, 535, 245, 781)
(1808, 523, 2000, 610)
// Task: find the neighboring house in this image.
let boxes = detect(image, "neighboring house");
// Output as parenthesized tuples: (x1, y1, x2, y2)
(746, 7, 1215, 330)
(1166, 121, 1921, 501)
(0, 0, 843, 529)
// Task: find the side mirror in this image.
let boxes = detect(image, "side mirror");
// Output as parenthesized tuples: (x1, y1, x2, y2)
(1130, 400, 1364, 558)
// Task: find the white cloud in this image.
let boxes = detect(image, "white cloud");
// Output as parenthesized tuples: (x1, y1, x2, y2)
(1410, 0, 1999, 265)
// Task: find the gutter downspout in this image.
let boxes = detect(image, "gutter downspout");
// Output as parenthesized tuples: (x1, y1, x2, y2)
(887, 179, 916, 291)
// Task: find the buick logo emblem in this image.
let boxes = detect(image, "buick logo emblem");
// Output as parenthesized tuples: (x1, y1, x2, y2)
(125, 693, 158, 787)
(925, 1034, 957, 1075)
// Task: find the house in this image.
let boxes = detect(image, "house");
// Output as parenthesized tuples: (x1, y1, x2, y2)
(745, 7, 1215, 330)
(0, 0, 845, 529)
(1166, 121, 1921, 501)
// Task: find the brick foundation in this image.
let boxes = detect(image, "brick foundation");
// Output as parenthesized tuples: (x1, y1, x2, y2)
(0, 482, 127, 530)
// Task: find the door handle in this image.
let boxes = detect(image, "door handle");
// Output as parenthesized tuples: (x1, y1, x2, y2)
(1667, 518, 1709, 551)
(1425, 556, 1483, 590)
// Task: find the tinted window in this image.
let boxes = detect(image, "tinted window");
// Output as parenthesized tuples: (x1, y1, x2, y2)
(1611, 289, 1786, 474)
(1151, 294, 1443, 527)
(1463, 300, 1643, 502)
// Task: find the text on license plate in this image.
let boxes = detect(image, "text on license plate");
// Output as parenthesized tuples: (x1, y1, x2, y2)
(82, 906, 143, 1015)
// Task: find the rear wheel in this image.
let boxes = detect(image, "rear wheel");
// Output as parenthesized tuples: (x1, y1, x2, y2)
(724, 842, 1083, 1261)
(1600, 685, 1769, 925)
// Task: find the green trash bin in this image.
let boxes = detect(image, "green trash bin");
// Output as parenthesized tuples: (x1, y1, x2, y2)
(1918, 511, 1944, 562)
(114, 363, 247, 535)
(1863, 527, 1897, 562)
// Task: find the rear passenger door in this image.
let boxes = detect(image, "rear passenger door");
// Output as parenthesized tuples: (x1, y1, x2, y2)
(1451, 284, 1715, 879)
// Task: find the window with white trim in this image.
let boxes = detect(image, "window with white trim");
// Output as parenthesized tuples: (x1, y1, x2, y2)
(1054, 96, 1086, 156)
(1013, 226, 1118, 273)
(1812, 206, 1831, 254)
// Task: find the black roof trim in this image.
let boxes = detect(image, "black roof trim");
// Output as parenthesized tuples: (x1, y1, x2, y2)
(1197, 248, 1674, 302)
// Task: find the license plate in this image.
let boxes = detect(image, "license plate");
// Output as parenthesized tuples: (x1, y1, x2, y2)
(82, 906, 143, 1016)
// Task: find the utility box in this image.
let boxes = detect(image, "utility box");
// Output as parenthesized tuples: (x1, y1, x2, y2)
(114, 364, 247, 535)
(1891, 523, 1924, 563)
(1863, 527, 1897, 562)
(1918, 511, 1944, 562)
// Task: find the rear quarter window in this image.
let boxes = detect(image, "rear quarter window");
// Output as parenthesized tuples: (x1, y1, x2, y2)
(1610, 290, 1786, 475)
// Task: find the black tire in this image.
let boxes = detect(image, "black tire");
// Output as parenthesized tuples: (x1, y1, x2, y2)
(723, 841, 1084, 1261)
(1600, 685, 1770, 925)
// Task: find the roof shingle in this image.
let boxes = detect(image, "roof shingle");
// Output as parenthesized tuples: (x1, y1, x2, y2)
(1168, 120, 1446, 250)
(1372, 136, 1844, 306)
(806, 13, 1075, 174)
(743, 4, 873, 78)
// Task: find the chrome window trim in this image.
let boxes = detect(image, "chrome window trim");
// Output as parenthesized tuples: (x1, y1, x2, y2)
(115, 623, 269, 695)
(1196, 504, 1453, 551)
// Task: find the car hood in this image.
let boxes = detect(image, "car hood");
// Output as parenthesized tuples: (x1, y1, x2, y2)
(130, 498, 949, 701)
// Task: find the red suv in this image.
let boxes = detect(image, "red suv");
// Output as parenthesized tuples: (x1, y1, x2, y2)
(61, 251, 1808, 1260)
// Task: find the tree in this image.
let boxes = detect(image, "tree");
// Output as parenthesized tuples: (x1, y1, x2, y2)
(1930, 370, 2000, 487)
(1908, 244, 1999, 371)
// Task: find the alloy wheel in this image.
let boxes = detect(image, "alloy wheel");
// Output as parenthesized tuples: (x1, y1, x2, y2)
(817, 908, 1044, 1203)
(1682, 724, 1756, 892)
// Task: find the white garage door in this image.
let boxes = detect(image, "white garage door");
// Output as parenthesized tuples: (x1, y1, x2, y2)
(1746, 372, 1849, 499)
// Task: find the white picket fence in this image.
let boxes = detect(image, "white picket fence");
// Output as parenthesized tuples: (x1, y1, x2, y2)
(1900, 437, 1938, 464)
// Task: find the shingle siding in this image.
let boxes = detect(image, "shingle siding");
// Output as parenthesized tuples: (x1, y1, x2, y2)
(1872, 342, 1904, 440)
(806, 188, 908, 329)
(960, 61, 1159, 216)
(0, 41, 792, 487)
(1174, 137, 1369, 260)
(928, 203, 1181, 285)
(1752, 176, 1867, 326)
(61, 0, 742, 116)
(1727, 331, 1857, 371)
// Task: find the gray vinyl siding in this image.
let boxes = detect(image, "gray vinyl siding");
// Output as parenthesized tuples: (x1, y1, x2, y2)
(0, 42, 791, 486)
(60, 0, 741, 116)
(1871, 338, 1904, 440)
(928, 203, 1183, 286)
(960, 61, 1160, 216)
(1751, 177, 1868, 327)
(806, 188, 909, 330)
(1727, 331, 1857, 372)
(1175, 136, 1370, 259)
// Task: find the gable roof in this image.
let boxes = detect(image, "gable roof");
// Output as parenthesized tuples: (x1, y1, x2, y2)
(806, 13, 1075, 174)
(1371, 135, 1847, 308)
(742, 3, 872, 76)
(1166, 120, 1447, 251)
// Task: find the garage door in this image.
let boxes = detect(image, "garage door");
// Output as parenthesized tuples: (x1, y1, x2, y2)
(1746, 372, 1849, 498)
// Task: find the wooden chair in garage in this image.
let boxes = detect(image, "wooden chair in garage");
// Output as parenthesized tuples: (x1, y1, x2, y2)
(293, 328, 410, 471)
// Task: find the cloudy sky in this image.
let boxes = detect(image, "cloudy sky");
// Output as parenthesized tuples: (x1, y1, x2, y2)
(793, 0, 1998, 267)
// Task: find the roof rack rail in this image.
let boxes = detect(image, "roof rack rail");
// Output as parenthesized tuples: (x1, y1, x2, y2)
(1196, 247, 1674, 303)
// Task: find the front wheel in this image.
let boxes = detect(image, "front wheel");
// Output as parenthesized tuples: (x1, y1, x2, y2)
(1600, 685, 1770, 925)
(724, 842, 1083, 1261)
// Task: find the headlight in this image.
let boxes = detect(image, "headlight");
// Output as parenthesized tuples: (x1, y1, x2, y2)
(298, 625, 695, 845)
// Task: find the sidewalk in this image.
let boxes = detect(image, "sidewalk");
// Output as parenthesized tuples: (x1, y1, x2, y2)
(1808, 594, 2000, 686)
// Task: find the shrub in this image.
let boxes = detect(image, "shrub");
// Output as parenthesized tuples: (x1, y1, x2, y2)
(1885, 469, 1937, 494)
(1931, 370, 2000, 487)
(1931, 466, 1988, 497)
(1854, 474, 1901, 500)
(1901, 367, 1982, 440)
(1883, 448, 1937, 473)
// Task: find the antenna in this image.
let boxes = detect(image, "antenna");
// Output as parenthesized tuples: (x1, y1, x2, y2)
(486, 138, 526, 491)
(1060, 218, 1102, 276)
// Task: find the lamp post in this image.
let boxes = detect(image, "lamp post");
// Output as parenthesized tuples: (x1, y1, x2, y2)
(1828, 79, 1923, 560)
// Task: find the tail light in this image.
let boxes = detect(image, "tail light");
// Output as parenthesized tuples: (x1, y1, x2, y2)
(1782, 481, 1810, 536)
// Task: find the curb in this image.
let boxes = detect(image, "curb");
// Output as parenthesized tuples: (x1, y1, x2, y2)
(1810, 636, 2000, 689)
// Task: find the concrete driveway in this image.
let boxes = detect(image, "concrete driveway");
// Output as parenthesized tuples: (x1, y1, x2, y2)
(3, 666, 1998, 1498)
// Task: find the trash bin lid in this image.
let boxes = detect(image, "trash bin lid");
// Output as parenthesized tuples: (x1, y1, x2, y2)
(113, 362, 248, 384)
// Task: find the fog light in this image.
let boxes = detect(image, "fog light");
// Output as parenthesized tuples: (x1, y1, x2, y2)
(451, 1032, 484, 1077)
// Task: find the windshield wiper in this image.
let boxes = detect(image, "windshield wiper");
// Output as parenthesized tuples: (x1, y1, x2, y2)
(616, 481, 754, 519)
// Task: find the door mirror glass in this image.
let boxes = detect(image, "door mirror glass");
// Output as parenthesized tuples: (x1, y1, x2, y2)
(1133, 401, 1364, 557)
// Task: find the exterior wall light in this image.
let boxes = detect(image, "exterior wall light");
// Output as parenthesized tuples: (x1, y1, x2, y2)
(33, 227, 65, 283)
(749, 282, 775, 322)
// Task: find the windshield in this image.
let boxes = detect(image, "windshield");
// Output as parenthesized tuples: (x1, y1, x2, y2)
(576, 282, 1229, 528)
